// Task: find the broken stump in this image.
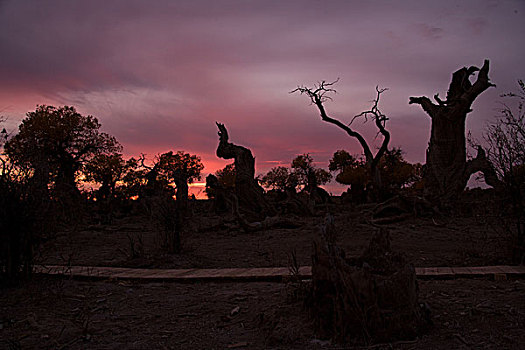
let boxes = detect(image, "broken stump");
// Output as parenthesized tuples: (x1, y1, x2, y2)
(310, 216, 429, 344)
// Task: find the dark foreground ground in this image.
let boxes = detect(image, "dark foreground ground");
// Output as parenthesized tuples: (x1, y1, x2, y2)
(37, 198, 514, 270)
(2, 196, 524, 348)
(1, 276, 524, 349)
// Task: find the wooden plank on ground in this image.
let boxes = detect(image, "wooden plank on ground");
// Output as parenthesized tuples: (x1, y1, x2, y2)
(416, 267, 454, 278)
(33, 265, 525, 282)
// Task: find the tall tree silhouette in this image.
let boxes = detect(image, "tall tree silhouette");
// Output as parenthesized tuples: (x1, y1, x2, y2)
(409, 60, 499, 204)
(5, 105, 120, 199)
(156, 151, 204, 213)
(291, 153, 332, 203)
(293, 81, 390, 198)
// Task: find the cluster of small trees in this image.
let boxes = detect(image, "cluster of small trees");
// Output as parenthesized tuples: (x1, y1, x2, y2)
(1, 105, 204, 205)
(257, 150, 420, 199)
(259, 154, 331, 192)
(0, 106, 204, 283)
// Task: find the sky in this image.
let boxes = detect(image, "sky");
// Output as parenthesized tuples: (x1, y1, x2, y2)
(1, 0, 524, 196)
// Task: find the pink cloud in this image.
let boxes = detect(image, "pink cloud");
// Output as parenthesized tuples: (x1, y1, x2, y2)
(1, 0, 524, 196)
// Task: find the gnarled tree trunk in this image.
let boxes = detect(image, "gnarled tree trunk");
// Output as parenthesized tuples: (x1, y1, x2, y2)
(409, 60, 500, 205)
(292, 83, 390, 201)
(173, 171, 189, 216)
(215, 122, 275, 218)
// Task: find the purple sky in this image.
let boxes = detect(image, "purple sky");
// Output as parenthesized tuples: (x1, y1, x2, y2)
(1, 0, 524, 195)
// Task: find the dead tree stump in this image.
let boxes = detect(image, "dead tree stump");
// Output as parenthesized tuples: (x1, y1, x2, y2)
(215, 122, 276, 218)
(311, 216, 428, 344)
(409, 60, 500, 206)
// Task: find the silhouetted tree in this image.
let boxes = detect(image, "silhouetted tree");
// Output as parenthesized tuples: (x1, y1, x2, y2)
(1, 117, 47, 285)
(329, 150, 369, 202)
(155, 151, 204, 210)
(330, 148, 421, 202)
(409, 60, 499, 205)
(290, 153, 332, 204)
(215, 163, 236, 189)
(84, 153, 138, 200)
(379, 148, 421, 191)
(329, 150, 360, 173)
(260, 166, 298, 192)
(293, 82, 390, 199)
(138, 154, 171, 198)
(291, 154, 331, 189)
(137, 152, 201, 254)
(484, 80, 525, 186)
(215, 122, 275, 217)
(120, 164, 148, 199)
(329, 150, 366, 185)
(5, 105, 120, 200)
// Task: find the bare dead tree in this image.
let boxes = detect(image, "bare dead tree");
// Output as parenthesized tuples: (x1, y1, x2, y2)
(483, 79, 525, 263)
(292, 81, 390, 198)
(484, 80, 525, 183)
(409, 59, 499, 205)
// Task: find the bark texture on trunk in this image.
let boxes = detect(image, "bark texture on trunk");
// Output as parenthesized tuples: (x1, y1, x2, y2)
(409, 60, 498, 205)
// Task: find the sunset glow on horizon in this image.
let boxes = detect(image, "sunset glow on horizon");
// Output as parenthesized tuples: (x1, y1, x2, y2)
(1, 0, 524, 195)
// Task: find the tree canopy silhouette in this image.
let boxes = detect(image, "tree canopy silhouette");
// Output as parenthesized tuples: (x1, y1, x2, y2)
(1, 117, 50, 285)
(484, 79, 525, 186)
(138, 151, 203, 204)
(329, 150, 368, 188)
(84, 153, 138, 201)
(330, 148, 420, 193)
(291, 153, 332, 203)
(156, 151, 204, 209)
(5, 105, 120, 199)
(291, 153, 332, 189)
(260, 166, 298, 192)
(214, 163, 236, 189)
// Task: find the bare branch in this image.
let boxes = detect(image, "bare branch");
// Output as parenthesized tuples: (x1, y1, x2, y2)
(139, 154, 154, 171)
(290, 78, 339, 105)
